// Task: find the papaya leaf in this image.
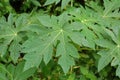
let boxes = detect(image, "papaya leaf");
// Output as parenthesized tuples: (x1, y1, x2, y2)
(22, 13, 80, 73)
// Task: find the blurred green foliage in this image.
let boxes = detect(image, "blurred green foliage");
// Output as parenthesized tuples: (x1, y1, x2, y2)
(0, 0, 120, 80)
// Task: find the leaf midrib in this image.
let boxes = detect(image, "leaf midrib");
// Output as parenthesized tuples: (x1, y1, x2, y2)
(39, 29, 63, 55)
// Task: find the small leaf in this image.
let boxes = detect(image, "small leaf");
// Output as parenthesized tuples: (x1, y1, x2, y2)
(44, 0, 58, 6)
(61, 0, 71, 9)
(67, 74, 75, 80)
(80, 66, 88, 75)
(31, 0, 41, 6)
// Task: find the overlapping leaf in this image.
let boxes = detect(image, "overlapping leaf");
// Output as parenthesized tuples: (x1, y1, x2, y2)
(44, 0, 71, 9)
(103, 0, 120, 18)
(86, 0, 120, 18)
(95, 27, 120, 77)
(22, 13, 80, 73)
(0, 14, 30, 62)
(0, 14, 19, 57)
(68, 7, 103, 49)
(0, 0, 120, 78)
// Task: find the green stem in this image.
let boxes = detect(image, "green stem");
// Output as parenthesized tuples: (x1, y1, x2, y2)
(71, 0, 73, 7)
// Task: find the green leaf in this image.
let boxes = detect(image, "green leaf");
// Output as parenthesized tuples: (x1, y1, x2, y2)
(116, 65, 120, 78)
(0, 45, 8, 57)
(111, 58, 120, 66)
(7, 62, 36, 80)
(31, 0, 41, 6)
(0, 14, 28, 59)
(86, 72, 97, 80)
(79, 75, 87, 80)
(68, 7, 100, 49)
(80, 66, 88, 75)
(103, 0, 120, 17)
(80, 66, 97, 80)
(0, 73, 7, 80)
(95, 39, 116, 49)
(9, 40, 21, 63)
(97, 50, 113, 72)
(96, 28, 120, 78)
(67, 74, 75, 80)
(22, 14, 80, 73)
(61, 0, 71, 9)
(58, 55, 75, 73)
(7, 64, 15, 77)
(23, 52, 42, 71)
(81, 26, 96, 49)
(44, 0, 57, 6)
(104, 28, 118, 43)
(0, 64, 9, 80)
(44, 0, 71, 9)
(38, 15, 58, 29)
(0, 15, 18, 57)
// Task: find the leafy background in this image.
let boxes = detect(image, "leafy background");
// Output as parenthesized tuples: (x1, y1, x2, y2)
(0, 0, 120, 80)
